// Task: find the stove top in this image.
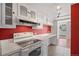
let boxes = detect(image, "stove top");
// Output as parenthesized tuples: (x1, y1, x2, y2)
(16, 39, 41, 48)
(13, 32, 41, 48)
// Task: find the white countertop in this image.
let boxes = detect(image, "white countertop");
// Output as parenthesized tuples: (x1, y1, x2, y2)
(14, 33, 56, 42)
(0, 33, 57, 56)
(33, 33, 56, 40)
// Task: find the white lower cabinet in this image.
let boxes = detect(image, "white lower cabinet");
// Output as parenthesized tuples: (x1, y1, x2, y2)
(41, 45, 48, 56)
(41, 39, 49, 56)
(49, 35, 57, 45)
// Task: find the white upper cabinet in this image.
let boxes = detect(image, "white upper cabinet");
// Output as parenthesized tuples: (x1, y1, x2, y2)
(17, 4, 28, 20)
(29, 10, 37, 22)
(17, 4, 37, 22)
(0, 3, 17, 28)
(17, 4, 39, 26)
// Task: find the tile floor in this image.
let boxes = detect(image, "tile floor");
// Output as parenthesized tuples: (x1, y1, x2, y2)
(48, 39, 70, 56)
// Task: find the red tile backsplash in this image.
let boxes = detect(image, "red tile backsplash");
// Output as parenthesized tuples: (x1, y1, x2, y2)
(0, 25, 51, 40)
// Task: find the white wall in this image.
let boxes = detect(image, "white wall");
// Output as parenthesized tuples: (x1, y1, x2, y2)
(19, 3, 71, 22)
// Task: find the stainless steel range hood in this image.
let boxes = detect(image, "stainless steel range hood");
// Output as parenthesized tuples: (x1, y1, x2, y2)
(17, 19, 40, 26)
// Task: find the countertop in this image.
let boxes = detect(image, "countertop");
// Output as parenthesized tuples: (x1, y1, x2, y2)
(0, 39, 21, 56)
(0, 33, 56, 55)
(14, 33, 57, 42)
(33, 33, 56, 40)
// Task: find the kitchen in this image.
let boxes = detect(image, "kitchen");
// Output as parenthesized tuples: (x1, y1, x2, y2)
(0, 3, 71, 56)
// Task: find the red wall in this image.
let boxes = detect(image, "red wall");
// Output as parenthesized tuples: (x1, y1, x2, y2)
(71, 3, 79, 56)
(0, 25, 51, 40)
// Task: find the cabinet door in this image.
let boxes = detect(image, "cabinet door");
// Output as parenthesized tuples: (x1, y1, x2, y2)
(17, 4, 28, 20)
(41, 40, 48, 56)
(49, 35, 57, 45)
(1, 3, 16, 28)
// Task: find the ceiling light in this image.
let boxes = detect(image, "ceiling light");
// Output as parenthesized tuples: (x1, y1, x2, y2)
(57, 6, 61, 10)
